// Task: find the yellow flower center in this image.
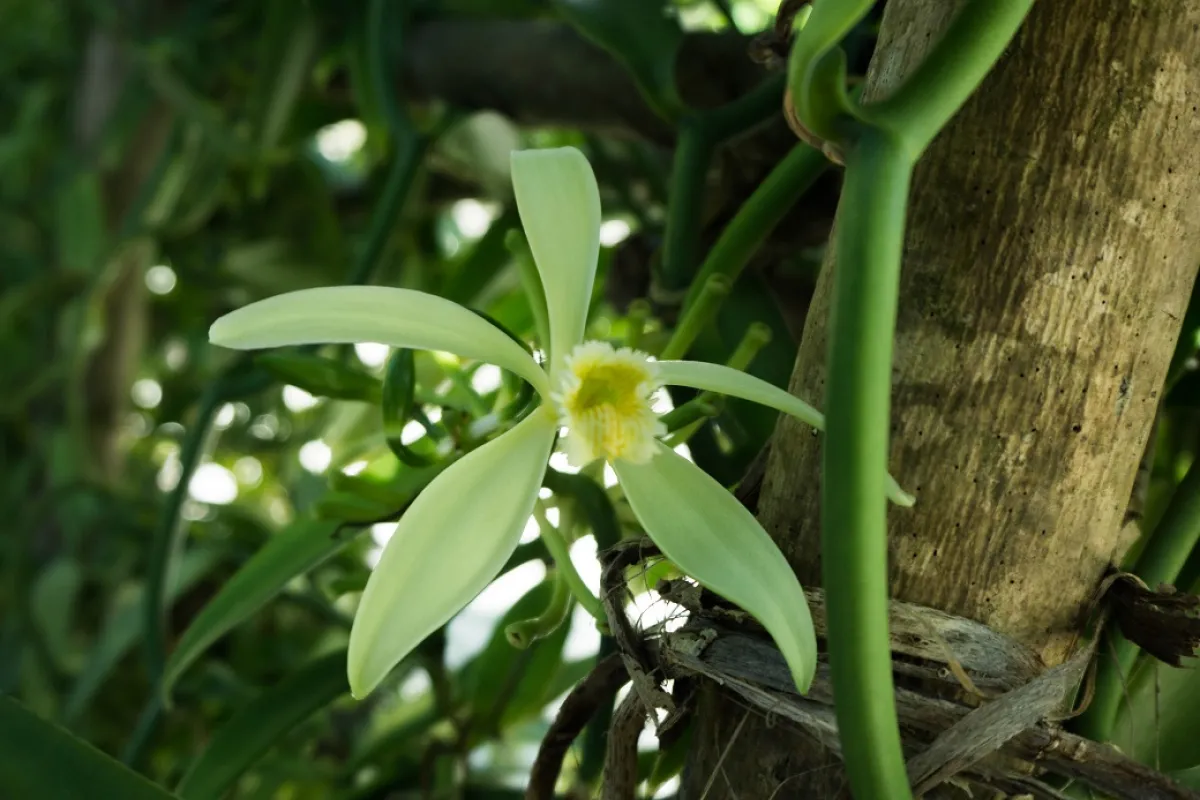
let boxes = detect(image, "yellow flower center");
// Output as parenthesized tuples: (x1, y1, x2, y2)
(552, 342, 665, 465)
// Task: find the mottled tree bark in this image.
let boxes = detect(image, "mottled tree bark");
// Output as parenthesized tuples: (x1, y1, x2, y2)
(685, 0, 1200, 797)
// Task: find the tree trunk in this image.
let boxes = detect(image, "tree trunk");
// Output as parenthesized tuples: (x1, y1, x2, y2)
(684, 0, 1200, 796)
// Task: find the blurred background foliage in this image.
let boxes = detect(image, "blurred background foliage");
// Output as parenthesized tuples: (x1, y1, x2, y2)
(3, 0, 1200, 797)
(0, 0, 830, 796)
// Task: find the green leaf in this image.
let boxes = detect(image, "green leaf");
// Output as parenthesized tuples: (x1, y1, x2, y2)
(64, 548, 222, 723)
(441, 206, 520, 305)
(1174, 764, 1200, 789)
(461, 579, 574, 734)
(553, 0, 685, 119)
(30, 559, 81, 673)
(382, 348, 435, 466)
(255, 351, 381, 402)
(0, 696, 179, 800)
(250, 0, 319, 152)
(161, 520, 343, 698)
(164, 465, 444, 697)
(312, 491, 395, 524)
(1111, 656, 1200, 771)
(176, 650, 347, 800)
(54, 171, 107, 272)
(647, 724, 691, 791)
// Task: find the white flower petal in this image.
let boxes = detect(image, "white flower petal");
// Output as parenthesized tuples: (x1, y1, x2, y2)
(347, 410, 557, 697)
(613, 444, 817, 693)
(511, 148, 601, 372)
(657, 360, 914, 507)
(210, 286, 550, 398)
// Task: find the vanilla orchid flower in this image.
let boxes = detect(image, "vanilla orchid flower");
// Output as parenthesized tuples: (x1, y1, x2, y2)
(209, 147, 914, 698)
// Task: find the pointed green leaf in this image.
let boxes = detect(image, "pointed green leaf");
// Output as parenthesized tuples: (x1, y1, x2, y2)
(348, 411, 557, 697)
(1112, 656, 1200, 772)
(30, 559, 81, 672)
(65, 548, 221, 723)
(511, 148, 601, 370)
(250, 1, 319, 152)
(163, 519, 342, 698)
(553, 0, 684, 118)
(613, 444, 817, 692)
(0, 696, 178, 800)
(381, 348, 435, 467)
(162, 464, 443, 698)
(255, 352, 381, 402)
(176, 651, 346, 800)
(210, 286, 549, 397)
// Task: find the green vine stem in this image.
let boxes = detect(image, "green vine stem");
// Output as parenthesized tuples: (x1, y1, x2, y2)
(1077, 457, 1200, 742)
(822, 127, 912, 798)
(867, 3, 1042, 157)
(657, 76, 785, 298)
(657, 116, 711, 298)
(659, 275, 730, 361)
(680, 142, 829, 313)
(794, 2, 1034, 797)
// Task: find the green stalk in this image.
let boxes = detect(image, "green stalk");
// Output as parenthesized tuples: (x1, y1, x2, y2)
(505, 569, 573, 648)
(726, 321, 772, 370)
(1077, 457, 1200, 742)
(661, 397, 721, 433)
(348, 132, 425, 286)
(657, 76, 786, 296)
(658, 117, 712, 294)
(822, 128, 912, 800)
(682, 142, 829, 312)
(659, 275, 730, 360)
(142, 385, 222, 691)
(661, 321, 770, 435)
(704, 74, 785, 142)
(786, 6, 1034, 794)
(625, 299, 652, 351)
(533, 501, 605, 622)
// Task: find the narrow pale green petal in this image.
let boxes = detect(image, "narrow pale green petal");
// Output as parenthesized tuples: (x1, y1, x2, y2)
(657, 360, 915, 507)
(347, 410, 557, 697)
(657, 359, 825, 428)
(510, 148, 601, 370)
(210, 286, 550, 398)
(613, 444, 817, 693)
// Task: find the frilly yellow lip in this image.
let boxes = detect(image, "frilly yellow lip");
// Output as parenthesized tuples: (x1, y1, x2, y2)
(551, 341, 666, 466)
